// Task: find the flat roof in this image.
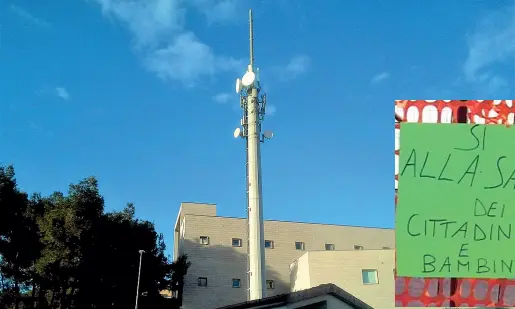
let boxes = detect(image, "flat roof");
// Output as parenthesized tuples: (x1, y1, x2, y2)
(214, 283, 374, 309)
(179, 202, 393, 230)
(182, 213, 393, 231)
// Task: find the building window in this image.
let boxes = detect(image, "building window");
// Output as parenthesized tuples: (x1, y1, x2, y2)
(295, 242, 305, 250)
(325, 243, 335, 251)
(382, 246, 391, 249)
(266, 280, 275, 289)
(265, 240, 274, 249)
(354, 245, 364, 250)
(232, 278, 241, 288)
(362, 269, 379, 284)
(232, 238, 242, 247)
(200, 236, 209, 245)
(198, 277, 208, 287)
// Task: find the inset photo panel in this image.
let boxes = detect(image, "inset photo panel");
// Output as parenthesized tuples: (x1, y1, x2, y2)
(395, 100, 515, 307)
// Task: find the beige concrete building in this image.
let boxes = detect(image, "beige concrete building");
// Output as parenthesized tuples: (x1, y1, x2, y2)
(174, 202, 394, 309)
(290, 250, 395, 309)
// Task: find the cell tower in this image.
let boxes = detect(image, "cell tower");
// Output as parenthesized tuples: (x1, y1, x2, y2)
(233, 9, 273, 301)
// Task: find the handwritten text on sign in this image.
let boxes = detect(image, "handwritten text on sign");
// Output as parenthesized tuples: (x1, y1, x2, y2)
(396, 123, 515, 278)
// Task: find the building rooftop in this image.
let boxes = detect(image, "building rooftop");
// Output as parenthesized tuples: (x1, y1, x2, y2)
(214, 283, 374, 309)
(178, 202, 394, 230)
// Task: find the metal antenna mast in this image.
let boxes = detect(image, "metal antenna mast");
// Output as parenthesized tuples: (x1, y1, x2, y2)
(249, 9, 254, 67)
(232, 8, 273, 302)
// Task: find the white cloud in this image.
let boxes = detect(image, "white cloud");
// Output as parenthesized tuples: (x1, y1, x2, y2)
(145, 32, 243, 86)
(93, 0, 244, 86)
(96, 0, 185, 48)
(463, 4, 515, 94)
(189, 0, 247, 25)
(278, 55, 310, 81)
(10, 5, 51, 29)
(213, 92, 232, 104)
(371, 72, 390, 84)
(266, 104, 276, 116)
(56, 87, 70, 100)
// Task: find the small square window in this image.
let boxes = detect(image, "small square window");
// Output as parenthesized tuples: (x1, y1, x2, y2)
(200, 236, 209, 245)
(295, 242, 305, 250)
(232, 278, 241, 288)
(265, 240, 274, 249)
(266, 280, 274, 289)
(325, 243, 335, 251)
(362, 269, 378, 284)
(232, 238, 242, 247)
(198, 277, 208, 287)
(354, 245, 364, 250)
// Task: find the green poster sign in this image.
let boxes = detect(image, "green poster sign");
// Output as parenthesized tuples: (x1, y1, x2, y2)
(396, 123, 515, 278)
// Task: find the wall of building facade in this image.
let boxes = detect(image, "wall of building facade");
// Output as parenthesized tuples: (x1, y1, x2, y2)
(175, 203, 394, 309)
(290, 250, 395, 309)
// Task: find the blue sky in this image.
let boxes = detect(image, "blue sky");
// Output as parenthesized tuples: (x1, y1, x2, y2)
(0, 0, 513, 257)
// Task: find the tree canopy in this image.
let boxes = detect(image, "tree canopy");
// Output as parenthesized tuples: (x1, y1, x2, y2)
(0, 165, 190, 309)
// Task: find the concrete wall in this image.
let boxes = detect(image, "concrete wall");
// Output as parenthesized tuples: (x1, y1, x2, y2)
(174, 202, 217, 259)
(288, 295, 349, 309)
(290, 250, 395, 309)
(175, 203, 394, 309)
(258, 296, 356, 309)
(290, 253, 312, 292)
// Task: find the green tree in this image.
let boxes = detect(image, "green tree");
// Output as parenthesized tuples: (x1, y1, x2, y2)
(0, 166, 187, 309)
(78, 205, 173, 308)
(0, 166, 42, 309)
(34, 177, 104, 308)
(170, 253, 191, 306)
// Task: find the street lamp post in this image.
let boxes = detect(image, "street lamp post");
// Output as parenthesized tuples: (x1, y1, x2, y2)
(135, 249, 145, 309)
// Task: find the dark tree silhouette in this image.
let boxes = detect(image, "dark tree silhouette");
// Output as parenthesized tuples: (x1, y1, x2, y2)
(0, 165, 190, 309)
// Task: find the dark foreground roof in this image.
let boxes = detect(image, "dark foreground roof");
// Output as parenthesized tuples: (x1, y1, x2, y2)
(215, 283, 374, 309)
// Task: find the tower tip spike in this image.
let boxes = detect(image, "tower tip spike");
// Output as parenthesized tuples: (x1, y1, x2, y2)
(249, 8, 254, 67)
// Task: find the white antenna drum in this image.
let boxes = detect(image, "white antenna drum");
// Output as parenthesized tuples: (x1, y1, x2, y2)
(233, 127, 242, 139)
(241, 71, 256, 87)
(236, 78, 243, 93)
(263, 130, 274, 139)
